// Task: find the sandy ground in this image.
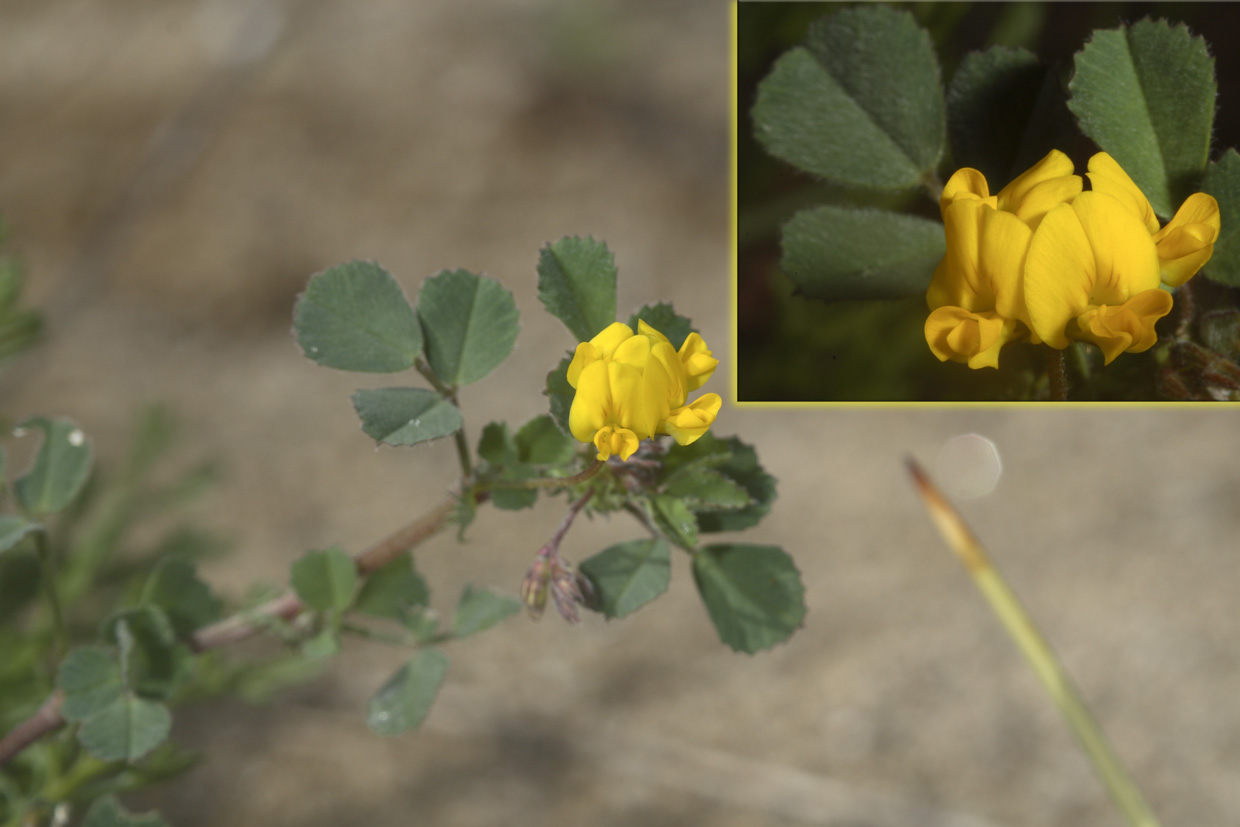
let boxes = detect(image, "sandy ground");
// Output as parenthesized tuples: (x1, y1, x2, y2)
(1, 1, 1238, 825)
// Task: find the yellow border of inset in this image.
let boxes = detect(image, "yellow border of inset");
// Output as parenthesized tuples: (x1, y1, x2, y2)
(727, 1, 1212, 409)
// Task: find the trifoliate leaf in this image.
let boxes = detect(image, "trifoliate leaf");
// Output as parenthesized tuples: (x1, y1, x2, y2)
(781, 206, 945, 301)
(366, 649, 449, 736)
(102, 607, 193, 700)
(692, 543, 806, 653)
(77, 695, 172, 763)
(515, 415, 577, 466)
(294, 260, 423, 372)
(578, 538, 671, 619)
(13, 417, 92, 515)
(351, 387, 463, 446)
(416, 269, 519, 386)
(651, 496, 699, 549)
(752, 5, 944, 190)
(689, 436, 778, 533)
(662, 467, 752, 511)
(141, 557, 222, 638)
(477, 422, 519, 467)
(451, 585, 521, 638)
(290, 547, 358, 613)
(537, 236, 617, 342)
(1068, 19, 1216, 218)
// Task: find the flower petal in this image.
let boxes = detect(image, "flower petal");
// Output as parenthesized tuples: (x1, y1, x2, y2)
(566, 341, 598, 389)
(677, 332, 718, 392)
(589, 322, 635, 359)
(924, 306, 1020, 369)
(568, 360, 612, 442)
(593, 425, 640, 461)
(1072, 289, 1173, 364)
(927, 199, 1030, 320)
(1072, 191, 1161, 303)
(940, 167, 993, 216)
(1085, 152, 1160, 235)
(1025, 201, 1096, 348)
(1152, 192, 1220, 287)
(996, 150, 1077, 215)
(663, 394, 722, 445)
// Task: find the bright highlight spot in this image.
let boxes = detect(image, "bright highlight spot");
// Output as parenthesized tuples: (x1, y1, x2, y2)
(935, 434, 1002, 500)
(68, 429, 85, 447)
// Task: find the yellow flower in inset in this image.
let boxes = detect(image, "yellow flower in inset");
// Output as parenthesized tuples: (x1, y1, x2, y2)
(939, 149, 1083, 231)
(566, 320, 721, 461)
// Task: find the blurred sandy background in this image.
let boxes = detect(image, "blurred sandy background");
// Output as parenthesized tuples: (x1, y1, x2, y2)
(1, 1, 1238, 825)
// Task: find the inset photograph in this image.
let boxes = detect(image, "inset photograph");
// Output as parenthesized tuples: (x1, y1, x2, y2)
(736, 2, 1240, 401)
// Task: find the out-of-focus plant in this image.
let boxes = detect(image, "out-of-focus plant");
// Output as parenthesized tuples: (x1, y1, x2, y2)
(0, 234, 800, 826)
(746, 3, 1240, 400)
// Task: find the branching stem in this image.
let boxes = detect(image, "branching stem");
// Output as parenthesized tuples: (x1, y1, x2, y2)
(1046, 345, 1069, 401)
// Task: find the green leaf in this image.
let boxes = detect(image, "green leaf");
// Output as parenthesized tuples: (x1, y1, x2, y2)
(366, 649, 449, 736)
(692, 544, 806, 653)
(82, 795, 169, 827)
(651, 496, 698, 549)
(752, 5, 944, 190)
(1067, 19, 1216, 218)
(515, 415, 577, 466)
(102, 608, 193, 699)
(688, 436, 778, 533)
(0, 515, 40, 553)
(294, 260, 423, 372)
(780, 206, 945, 301)
(351, 388, 463, 446)
(354, 553, 429, 621)
(13, 417, 92, 515)
(626, 303, 694, 350)
(537, 236, 617, 341)
(488, 471, 539, 511)
(545, 355, 576, 435)
(416, 269, 519, 386)
(947, 47, 1074, 186)
(0, 547, 40, 624)
(300, 628, 341, 660)
(1202, 149, 1240, 286)
(77, 694, 172, 763)
(291, 547, 358, 613)
(477, 422, 519, 466)
(141, 558, 221, 638)
(662, 467, 752, 511)
(578, 538, 670, 619)
(58, 646, 124, 723)
(451, 585, 521, 638)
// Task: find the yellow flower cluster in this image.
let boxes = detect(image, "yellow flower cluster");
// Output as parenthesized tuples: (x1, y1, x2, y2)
(567, 320, 721, 461)
(926, 150, 1220, 368)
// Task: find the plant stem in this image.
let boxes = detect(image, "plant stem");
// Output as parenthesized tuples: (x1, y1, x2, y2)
(415, 358, 473, 479)
(906, 459, 1162, 827)
(1046, 346, 1069, 400)
(0, 692, 64, 769)
(40, 753, 111, 803)
(33, 531, 66, 659)
(481, 459, 606, 492)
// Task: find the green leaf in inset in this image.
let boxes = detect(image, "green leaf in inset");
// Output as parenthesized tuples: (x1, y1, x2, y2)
(354, 553, 430, 621)
(58, 646, 124, 723)
(515, 415, 577, 466)
(781, 206, 945, 301)
(1068, 19, 1216, 218)
(947, 47, 1074, 186)
(662, 467, 752, 511)
(0, 515, 40, 554)
(291, 547, 357, 613)
(102, 608, 193, 699)
(77, 695, 172, 763)
(692, 543, 806, 653)
(294, 260, 423, 372)
(351, 388, 463, 446)
(451, 585, 521, 638)
(366, 649, 449, 736)
(416, 269, 519, 386)
(13, 417, 92, 515)
(477, 422, 519, 467)
(141, 558, 221, 638)
(626, 303, 694, 350)
(578, 538, 670, 619)
(545, 355, 576, 436)
(537, 236, 617, 342)
(689, 436, 778, 533)
(82, 794, 169, 827)
(1202, 148, 1240, 286)
(651, 496, 698, 549)
(752, 5, 944, 190)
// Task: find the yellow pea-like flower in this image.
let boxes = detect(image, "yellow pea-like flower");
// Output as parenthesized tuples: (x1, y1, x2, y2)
(566, 320, 721, 461)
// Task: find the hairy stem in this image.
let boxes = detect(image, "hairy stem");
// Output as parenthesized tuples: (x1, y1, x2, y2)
(415, 358, 473, 479)
(482, 458, 606, 493)
(907, 459, 1162, 827)
(0, 495, 459, 769)
(1046, 346, 1069, 401)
